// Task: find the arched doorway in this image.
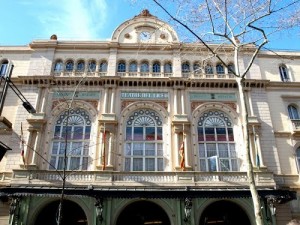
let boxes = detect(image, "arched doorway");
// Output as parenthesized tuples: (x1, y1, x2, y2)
(116, 201, 170, 225)
(34, 200, 87, 225)
(199, 200, 251, 225)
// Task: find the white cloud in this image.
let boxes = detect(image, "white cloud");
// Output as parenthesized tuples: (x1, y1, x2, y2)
(35, 0, 108, 40)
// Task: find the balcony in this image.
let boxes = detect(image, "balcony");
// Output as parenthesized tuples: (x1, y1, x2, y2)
(2, 170, 276, 189)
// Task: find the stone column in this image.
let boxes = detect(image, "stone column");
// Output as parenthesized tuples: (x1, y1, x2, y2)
(107, 132, 113, 167)
(181, 89, 185, 114)
(174, 89, 178, 114)
(110, 88, 115, 113)
(174, 131, 179, 168)
(103, 88, 108, 113)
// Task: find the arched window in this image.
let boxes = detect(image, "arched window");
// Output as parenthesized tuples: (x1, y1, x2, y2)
(296, 147, 300, 172)
(117, 61, 126, 72)
(50, 108, 91, 170)
(198, 110, 238, 171)
(279, 64, 290, 82)
(140, 61, 149, 72)
(182, 62, 190, 73)
(0, 59, 9, 76)
(288, 105, 300, 119)
(193, 63, 201, 74)
(152, 62, 161, 73)
(129, 61, 137, 72)
(99, 61, 108, 72)
(164, 63, 172, 73)
(54, 60, 63, 72)
(88, 60, 96, 72)
(205, 64, 213, 74)
(65, 60, 74, 72)
(125, 109, 164, 171)
(216, 64, 225, 74)
(76, 60, 85, 72)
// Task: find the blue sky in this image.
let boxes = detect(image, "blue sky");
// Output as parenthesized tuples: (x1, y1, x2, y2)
(0, 0, 299, 50)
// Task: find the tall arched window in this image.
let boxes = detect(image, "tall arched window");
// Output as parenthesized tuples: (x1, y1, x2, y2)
(279, 64, 290, 82)
(65, 60, 74, 72)
(182, 62, 190, 73)
(129, 61, 137, 72)
(117, 61, 126, 72)
(296, 147, 300, 172)
(140, 61, 149, 73)
(76, 60, 85, 72)
(50, 108, 91, 170)
(0, 60, 8, 76)
(88, 60, 96, 72)
(288, 104, 300, 119)
(54, 60, 63, 72)
(216, 64, 225, 74)
(125, 109, 164, 171)
(99, 61, 108, 72)
(205, 64, 213, 74)
(193, 63, 201, 74)
(164, 62, 172, 74)
(198, 110, 238, 171)
(228, 64, 235, 74)
(152, 62, 161, 73)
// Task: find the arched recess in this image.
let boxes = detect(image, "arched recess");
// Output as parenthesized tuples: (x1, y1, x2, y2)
(119, 101, 170, 171)
(115, 200, 171, 225)
(198, 200, 252, 225)
(33, 199, 89, 225)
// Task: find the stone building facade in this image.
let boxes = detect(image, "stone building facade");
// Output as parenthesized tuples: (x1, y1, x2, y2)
(0, 10, 300, 225)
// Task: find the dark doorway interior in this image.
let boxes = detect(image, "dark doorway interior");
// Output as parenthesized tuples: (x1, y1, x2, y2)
(199, 200, 251, 225)
(34, 200, 87, 225)
(116, 201, 170, 225)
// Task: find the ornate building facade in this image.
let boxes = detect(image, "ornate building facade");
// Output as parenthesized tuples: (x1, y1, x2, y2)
(0, 10, 300, 225)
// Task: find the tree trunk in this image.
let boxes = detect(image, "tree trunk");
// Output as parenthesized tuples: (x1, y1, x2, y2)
(237, 77, 263, 225)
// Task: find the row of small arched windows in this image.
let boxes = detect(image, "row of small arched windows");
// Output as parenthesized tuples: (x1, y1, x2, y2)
(53, 59, 108, 73)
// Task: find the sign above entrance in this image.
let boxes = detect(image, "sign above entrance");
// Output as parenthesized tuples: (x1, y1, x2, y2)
(121, 92, 168, 100)
(189, 93, 236, 101)
(52, 91, 101, 100)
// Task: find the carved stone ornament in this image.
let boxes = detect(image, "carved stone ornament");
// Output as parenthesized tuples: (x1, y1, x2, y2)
(124, 33, 130, 39)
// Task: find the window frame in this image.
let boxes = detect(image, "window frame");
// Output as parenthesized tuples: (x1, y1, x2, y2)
(288, 104, 300, 120)
(279, 64, 290, 82)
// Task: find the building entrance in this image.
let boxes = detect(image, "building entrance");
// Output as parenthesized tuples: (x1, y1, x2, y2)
(34, 200, 87, 225)
(199, 200, 251, 225)
(116, 200, 170, 225)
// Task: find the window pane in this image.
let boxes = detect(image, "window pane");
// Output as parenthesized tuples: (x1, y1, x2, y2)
(198, 127, 204, 141)
(52, 142, 59, 154)
(220, 159, 230, 171)
(73, 126, 83, 139)
(205, 127, 215, 141)
(126, 127, 132, 140)
(229, 144, 236, 157)
(134, 127, 143, 140)
(228, 128, 234, 141)
(145, 158, 155, 171)
(208, 156, 217, 171)
(83, 142, 89, 155)
(145, 143, 155, 156)
(231, 159, 238, 171)
(82, 157, 88, 170)
(200, 159, 207, 171)
(146, 127, 155, 140)
(216, 128, 226, 141)
(157, 127, 163, 140)
(125, 158, 131, 171)
(157, 143, 163, 156)
(85, 126, 91, 139)
(133, 143, 143, 155)
(50, 157, 56, 170)
(54, 126, 61, 139)
(71, 142, 82, 155)
(218, 144, 229, 157)
(62, 126, 72, 139)
(199, 144, 205, 157)
(57, 157, 64, 170)
(206, 143, 217, 157)
(125, 143, 131, 156)
(157, 158, 164, 171)
(70, 157, 80, 170)
(133, 158, 143, 171)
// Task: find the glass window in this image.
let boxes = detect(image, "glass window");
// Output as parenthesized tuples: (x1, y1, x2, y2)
(76, 61, 85, 72)
(65, 60, 74, 72)
(182, 62, 190, 73)
(88, 61, 96, 72)
(0, 60, 9, 76)
(140, 62, 149, 72)
(279, 65, 290, 82)
(50, 108, 91, 170)
(216, 64, 225, 74)
(54, 60, 63, 72)
(99, 61, 108, 72)
(117, 61, 126, 72)
(228, 64, 235, 74)
(129, 62, 137, 72)
(288, 105, 300, 119)
(205, 64, 213, 74)
(124, 109, 164, 171)
(197, 110, 238, 171)
(152, 62, 161, 73)
(193, 63, 201, 74)
(296, 148, 300, 172)
(164, 63, 172, 73)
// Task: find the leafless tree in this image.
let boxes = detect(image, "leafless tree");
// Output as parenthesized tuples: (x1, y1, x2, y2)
(132, 0, 300, 224)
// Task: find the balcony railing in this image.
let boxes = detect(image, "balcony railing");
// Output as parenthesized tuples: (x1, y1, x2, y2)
(291, 119, 300, 131)
(4, 170, 276, 188)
